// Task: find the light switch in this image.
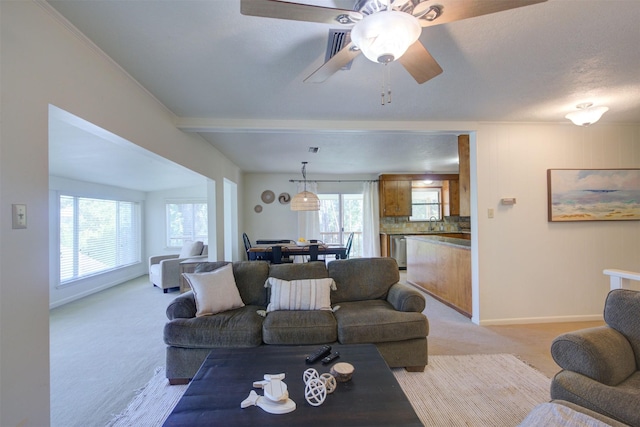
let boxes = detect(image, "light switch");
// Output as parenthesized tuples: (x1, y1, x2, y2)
(12, 204, 27, 229)
(488, 208, 494, 219)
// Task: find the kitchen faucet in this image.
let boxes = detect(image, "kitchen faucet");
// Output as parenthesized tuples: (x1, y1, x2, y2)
(429, 216, 437, 231)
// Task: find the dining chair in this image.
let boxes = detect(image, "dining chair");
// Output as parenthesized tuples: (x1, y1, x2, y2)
(242, 233, 252, 260)
(344, 232, 354, 259)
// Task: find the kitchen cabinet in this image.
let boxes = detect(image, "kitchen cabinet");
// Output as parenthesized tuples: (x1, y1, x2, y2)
(380, 179, 412, 217)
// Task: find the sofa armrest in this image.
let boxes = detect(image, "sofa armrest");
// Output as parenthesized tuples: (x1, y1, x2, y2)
(149, 254, 179, 269)
(386, 283, 426, 313)
(166, 291, 197, 319)
(551, 326, 636, 386)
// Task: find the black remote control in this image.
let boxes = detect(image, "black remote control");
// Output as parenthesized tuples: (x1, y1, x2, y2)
(306, 345, 332, 364)
(321, 351, 340, 364)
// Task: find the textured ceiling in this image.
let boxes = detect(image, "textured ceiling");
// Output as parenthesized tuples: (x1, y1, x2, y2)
(46, 0, 640, 185)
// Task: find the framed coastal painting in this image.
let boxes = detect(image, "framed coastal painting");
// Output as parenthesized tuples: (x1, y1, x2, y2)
(547, 169, 640, 222)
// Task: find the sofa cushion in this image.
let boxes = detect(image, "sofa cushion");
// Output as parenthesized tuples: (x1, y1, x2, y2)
(266, 277, 335, 312)
(164, 305, 263, 348)
(179, 240, 204, 258)
(334, 300, 429, 344)
(262, 310, 337, 345)
(149, 263, 160, 277)
(604, 289, 640, 368)
(268, 261, 329, 281)
(183, 264, 245, 317)
(328, 258, 399, 303)
(551, 370, 640, 427)
(195, 261, 269, 307)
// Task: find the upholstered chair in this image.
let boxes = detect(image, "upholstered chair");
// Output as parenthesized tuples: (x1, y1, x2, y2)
(149, 241, 207, 293)
(550, 289, 640, 426)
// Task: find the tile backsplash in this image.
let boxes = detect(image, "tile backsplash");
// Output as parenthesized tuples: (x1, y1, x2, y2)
(380, 216, 470, 233)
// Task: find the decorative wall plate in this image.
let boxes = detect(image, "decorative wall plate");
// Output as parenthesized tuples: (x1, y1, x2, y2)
(278, 192, 291, 204)
(261, 190, 275, 204)
(254, 205, 263, 213)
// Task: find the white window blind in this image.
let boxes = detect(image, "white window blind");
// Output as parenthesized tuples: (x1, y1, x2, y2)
(166, 201, 208, 247)
(60, 195, 141, 283)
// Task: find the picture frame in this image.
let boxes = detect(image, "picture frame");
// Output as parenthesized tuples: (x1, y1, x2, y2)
(547, 169, 640, 222)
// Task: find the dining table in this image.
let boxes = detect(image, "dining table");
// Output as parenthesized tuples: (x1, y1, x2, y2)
(248, 243, 348, 263)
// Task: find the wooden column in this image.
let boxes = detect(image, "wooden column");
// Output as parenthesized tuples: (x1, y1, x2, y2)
(458, 134, 470, 217)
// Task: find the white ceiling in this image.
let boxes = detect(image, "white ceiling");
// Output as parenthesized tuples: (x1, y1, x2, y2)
(46, 0, 640, 188)
(49, 107, 207, 192)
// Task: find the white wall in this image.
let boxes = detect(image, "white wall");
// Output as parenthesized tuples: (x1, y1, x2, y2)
(48, 176, 148, 308)
(243, 173, 376, 248)
(0, 3, 241, 425)
(145, 183, 209, 257)
(474, 123, 640, 325)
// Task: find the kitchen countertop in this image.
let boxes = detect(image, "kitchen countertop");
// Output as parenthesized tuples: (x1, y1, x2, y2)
(381, 231, 471, 235)
(405, 235, 471, 248)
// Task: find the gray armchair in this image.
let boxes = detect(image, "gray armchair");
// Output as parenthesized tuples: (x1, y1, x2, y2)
(550, 289, 640, 427)
(149, 241, 207, 293)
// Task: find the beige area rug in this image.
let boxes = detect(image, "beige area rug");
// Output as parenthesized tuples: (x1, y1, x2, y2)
(108, 354, 551, 427)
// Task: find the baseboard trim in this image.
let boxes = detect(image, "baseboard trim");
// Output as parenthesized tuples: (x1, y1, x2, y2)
(478, 314, 604, 326)
(49, 272, 147, 309)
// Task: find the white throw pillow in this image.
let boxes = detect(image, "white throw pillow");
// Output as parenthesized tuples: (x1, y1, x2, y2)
(179, 240, 204, 258)
(182, 264, 245, 317)
(266, 277, 336, 312)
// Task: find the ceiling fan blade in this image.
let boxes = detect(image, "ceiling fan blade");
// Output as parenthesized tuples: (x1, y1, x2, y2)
(304, 41, 361, 83)
(418, 0, 547, 27)
(241, 0, 361, 25)
(398, 41, 443, 84)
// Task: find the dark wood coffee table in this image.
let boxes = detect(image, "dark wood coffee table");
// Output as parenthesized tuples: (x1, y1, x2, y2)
(163, 344, 422, 426)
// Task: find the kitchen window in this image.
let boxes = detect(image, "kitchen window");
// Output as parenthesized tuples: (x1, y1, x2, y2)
(410, 186, 442, 221)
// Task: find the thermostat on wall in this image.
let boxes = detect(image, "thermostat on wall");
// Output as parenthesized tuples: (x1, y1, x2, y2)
(500, 198, 516, 205)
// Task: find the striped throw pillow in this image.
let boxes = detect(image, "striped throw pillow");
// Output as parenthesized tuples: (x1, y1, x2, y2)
(266, 277, 336, 312)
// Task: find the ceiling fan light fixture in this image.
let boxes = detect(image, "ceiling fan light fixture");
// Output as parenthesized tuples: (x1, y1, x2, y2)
(350, 11, 421, 64)
(565, 103, 609, 126)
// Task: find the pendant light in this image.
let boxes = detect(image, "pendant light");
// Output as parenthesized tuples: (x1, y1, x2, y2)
(291, 162, 320, 211)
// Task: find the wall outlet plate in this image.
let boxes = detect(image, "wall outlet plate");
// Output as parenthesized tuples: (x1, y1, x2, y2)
(12, 204, 27, 229)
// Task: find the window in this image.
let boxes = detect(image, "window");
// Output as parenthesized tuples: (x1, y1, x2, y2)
(319, 194, 363, 257)
(60, 195, 141, 284)
(166, 200, 208, 247)
(410, 187, 442, 221)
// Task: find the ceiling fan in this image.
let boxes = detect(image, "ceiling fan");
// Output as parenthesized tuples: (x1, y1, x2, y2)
(241, 0, 546, 84)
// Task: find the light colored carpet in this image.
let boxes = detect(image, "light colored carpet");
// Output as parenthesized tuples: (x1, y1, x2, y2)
(108, 354, 551, 427)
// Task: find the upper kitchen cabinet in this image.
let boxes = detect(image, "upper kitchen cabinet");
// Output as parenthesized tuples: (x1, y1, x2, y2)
(380, 177, 412, 217)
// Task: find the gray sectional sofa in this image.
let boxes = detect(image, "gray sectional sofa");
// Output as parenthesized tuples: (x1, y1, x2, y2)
(164, 257, 429, 384)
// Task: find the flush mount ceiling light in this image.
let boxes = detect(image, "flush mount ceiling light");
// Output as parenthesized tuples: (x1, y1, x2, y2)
(291, 162, 320, 211)
(565, 103, 609, 126)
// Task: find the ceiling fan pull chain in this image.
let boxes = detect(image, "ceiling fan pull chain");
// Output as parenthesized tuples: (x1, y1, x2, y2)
(381, 65, 386, 105)
(387, 63, 392, 104)
(381, 63, 392, 106)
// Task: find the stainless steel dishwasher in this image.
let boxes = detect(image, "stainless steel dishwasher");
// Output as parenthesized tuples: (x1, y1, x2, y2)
(390, 235, 407, 269)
